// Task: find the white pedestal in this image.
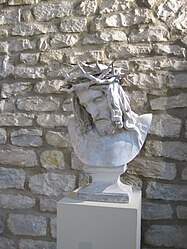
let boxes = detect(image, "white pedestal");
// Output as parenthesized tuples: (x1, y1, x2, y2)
(57, 191, 141, 249)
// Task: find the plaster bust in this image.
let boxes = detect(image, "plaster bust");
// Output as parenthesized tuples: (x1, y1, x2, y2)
(62, 62, 152, 167)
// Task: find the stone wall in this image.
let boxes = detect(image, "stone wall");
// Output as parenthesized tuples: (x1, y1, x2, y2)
(0, 0, 187, 248)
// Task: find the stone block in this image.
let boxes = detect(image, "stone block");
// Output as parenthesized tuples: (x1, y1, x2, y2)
(40, 198, 57, 212)
(12, 23, 57, 36)
(128, 158, 176, 180)
(146, 181, 187, 201)
(142, 201, 173, 220)
(182, 167, 187, 180)
(17, 96, 60, 111)
(50, 34, 79, 48)
(150, 93, 187, 110)
(106, 44, 152, 59)
(40, 150, 65, 170)
(0, 8, 20, 25)
(0, 28, 8, 37)
(9, 39, 33, 52)
(177, 205, 187, 219)
(34, 80, 65, 94)
(19, 240, 56, 249)
(77, 0, 97, 15)
(0, 56, 14, 78)
(20, 53, 40, 65)
(99, 0, 135, 14)
(149, 114, 182, 137)
(145, 225, 187, 248)
(33, 3, 72, 21)
(83, 30, 127, 44)
(121, 174, 142, 190)
(0, 146, 37, 166)
(145, 141, 187, 161)
(0, 41, 8, 53)
(0, 128, 7, 144)
(1, 82, 32, 98)
(46, 131, 70, 148)
(29, 173, 76, 196)
(0, 167, 25, 189)
(0, 113, 34, 126)
(71, 152, 84, 170)
(8, 0, 38, 4)
(153, 44, 185, 57)
(0, 99, 15, 112)
(36, 114, 69, 128)
(168, 72, 187, 88)
(62, 98, 73, 112)
(129, 25, 170, 43)
(0, 194, 35, 209)
(11, 128, 42, 147)
(14, 66, 45, 79)
(50, 216, 56, 239)
(0, 237, 16, 249)
(8, 214, 47, 236)
(60, 17, 87, 32)
(0, 216, 4, 233)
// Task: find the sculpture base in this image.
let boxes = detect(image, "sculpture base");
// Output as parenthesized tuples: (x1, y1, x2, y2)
(76, 165, 132, 203)
(57, 191, 141, 249)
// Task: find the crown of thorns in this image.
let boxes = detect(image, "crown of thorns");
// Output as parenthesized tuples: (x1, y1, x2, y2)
(60, 61, 125, 93)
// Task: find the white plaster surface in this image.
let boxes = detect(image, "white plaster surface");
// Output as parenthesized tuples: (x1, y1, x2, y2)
(57, 191, 141, 249)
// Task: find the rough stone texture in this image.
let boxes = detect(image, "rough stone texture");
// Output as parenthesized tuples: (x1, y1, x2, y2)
(17, 96, 60, 112)
(19, 239, 56, 249)
(0, 237, 17, 249)
(8, 214, 47, 236)
(0, 168, 25, 189)
(46, 131, 70, 148)
(11, 128, 42, 147)
(150, 93, 187, 110)
(0, 194, 35, 209)
(146, 182, 187, 201)
(29, 173, 76, 196)
(0, 146, 37, 166)
(177, 206, 187, 219)
(20, 53, 40, 65)
(40, 198, 57, 212)
(145, 225, 187, 248)
(0, 113, 34, 126)
(145, 141, 187, 161)
(12, 23, 58, 36)
(50, 217, 56, 239)
(181, 167, 187, 180)
(0, 128, 7, 144)
(50, 34, 79, 48)
(0, 0, 186, 248)
(33, 3, 72, 21)
(40, 150, 65, 170)
(128, 158, 176, 180)
(0, 216, 4, 234)
(14, 66, 45, 79)
(1, 82, 32, 98)
(36, 114, 69, 128)
(149, 114, 182, 137)
(60, 17, 87, 32)
(34, 80, 65, 94)
(142, 201, 173, 220)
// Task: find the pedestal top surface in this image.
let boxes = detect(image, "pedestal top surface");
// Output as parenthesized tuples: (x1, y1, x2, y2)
(58, 190, 141, 209)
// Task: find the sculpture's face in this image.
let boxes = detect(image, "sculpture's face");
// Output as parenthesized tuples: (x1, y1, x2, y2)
(76, 88, 115, 135)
